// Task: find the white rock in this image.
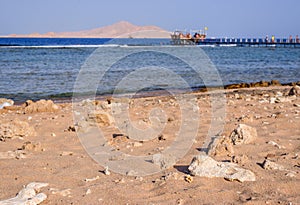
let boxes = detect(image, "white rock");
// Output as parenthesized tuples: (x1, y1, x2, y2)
(188, 155, 256, 182)
(85, 189, 92, 195)
(285, 171, 296, 178)
(133, 142, 143, 147)
(267, 141, 284, 149)
(84, 176, 100, 182)
(104, 166, 111, 175)
(229, 124, 257, 145)
(50, 188, 71, 197)
(0, 98, 14, 109)
(269, 97, 276, 104)
(0, 182, 48, 205)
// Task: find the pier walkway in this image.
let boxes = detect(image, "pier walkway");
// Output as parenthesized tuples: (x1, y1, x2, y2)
(171, 38, 300, 47)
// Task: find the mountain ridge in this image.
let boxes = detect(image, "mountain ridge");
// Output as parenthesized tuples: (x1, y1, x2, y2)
(7, 21, 170, 38)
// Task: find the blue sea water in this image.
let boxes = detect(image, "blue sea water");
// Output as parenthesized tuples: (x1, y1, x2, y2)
(0, 38, 299, 102)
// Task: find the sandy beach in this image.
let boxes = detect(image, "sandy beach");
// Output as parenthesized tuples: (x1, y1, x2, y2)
(0, 85, 299, 205)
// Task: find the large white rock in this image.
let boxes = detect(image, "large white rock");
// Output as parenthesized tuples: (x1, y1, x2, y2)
(0, 182, 48, 205)
(188, 155, 256, 182)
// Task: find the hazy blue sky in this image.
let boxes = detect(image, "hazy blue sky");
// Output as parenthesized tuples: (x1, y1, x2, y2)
(1, 0, 299, 37)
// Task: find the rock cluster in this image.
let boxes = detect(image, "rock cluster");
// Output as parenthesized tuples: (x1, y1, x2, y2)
(0, 119, 36, 141)
(224, 80, 300, 90)
(23, 99, 60, 113)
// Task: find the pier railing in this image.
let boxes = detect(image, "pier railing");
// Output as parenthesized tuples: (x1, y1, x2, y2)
(171, 37, 300, 47)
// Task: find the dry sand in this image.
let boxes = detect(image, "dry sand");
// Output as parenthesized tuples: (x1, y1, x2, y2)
(0, 86, 299, 204)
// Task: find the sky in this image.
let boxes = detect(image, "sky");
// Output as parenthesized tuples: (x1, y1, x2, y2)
(1, 0, 300, 38)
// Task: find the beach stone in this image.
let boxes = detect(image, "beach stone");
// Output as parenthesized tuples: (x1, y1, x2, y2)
(21, 141, 42, 151)
(251, 81, 269, 87)
(49, 188, 71, 197)
(188, 155, 256, 182)
(231, 155, 249, 165)
(262, 159, 285, 170)
(288, 85, 300, 96)
(229, 124, 257, 145)
(270, 80, 281, 86)
(152, 153, 176, 169)
(88, 111, 113, 126)
(104, 166, 111, 175)
(0, 98, 14, 109)
(0, 119, 36, 141)
(207, 135, 234, 157)
(0, 150, 26, 159)
(24, 99, 60, 113)
(0, 182, 48, 205)
(225, 83, 250, 89)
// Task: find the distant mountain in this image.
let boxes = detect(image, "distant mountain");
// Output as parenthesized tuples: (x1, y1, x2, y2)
(8, 21, 170, 38)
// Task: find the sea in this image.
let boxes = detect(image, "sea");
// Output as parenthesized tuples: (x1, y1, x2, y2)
(0, 37, 299, 102)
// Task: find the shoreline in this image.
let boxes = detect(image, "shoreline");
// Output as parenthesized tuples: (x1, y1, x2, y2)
(3, 80, 300, 105)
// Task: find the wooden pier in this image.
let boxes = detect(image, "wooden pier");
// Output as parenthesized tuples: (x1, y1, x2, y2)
(171, 37, 300, 48)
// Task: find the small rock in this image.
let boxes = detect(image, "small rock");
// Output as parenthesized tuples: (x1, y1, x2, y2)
(207, 135, 234, 157)
(158, 134, 167, 141)
(269, 97, 277, 104)
(176, 198, 183, 205)
(285, 172, 296, 178)
(231, 155, 249, 165)
(104, 166, 111, 175)
(126, 170, 138, 176)
(267, 141, 284, 149)
(21, 141, 42, 151)
(271, 80, 281, 86)
(0, 150, 26, 159)
(229, 124, 257, 145)
(135, 176, 143, 181)
(60, 151, 73, 156)
(262, 159, 285, 170)
(84, 176, 100, 182)
(188, 155, 256, 182)
(51, 133, 56, 137)
(293, 103, 300, 107)
(152, 154, 176, 169)
(50, 188, 71, 197)
(0, 98, 14, 109)
(85, 189, 91, 195)
(114, 178, 125, 184)
(184, 175, 193, 183)
(88, 111, 113, 126)
(288, 85, 300, 96)
(133, 142, 143, 147)
(67, 126, 77, 132)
